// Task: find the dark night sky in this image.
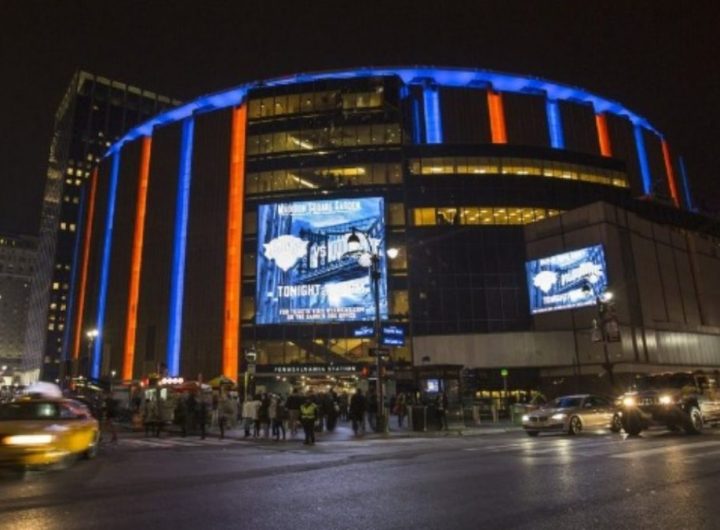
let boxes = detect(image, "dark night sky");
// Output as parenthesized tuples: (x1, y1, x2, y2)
(1, 0, 718, 235)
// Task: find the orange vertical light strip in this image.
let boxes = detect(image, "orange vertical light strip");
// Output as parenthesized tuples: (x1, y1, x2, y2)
(487, 91, 507, 144)
(661, 139, 680, 208)
(71, 168, 99, 363)
(122, 136, 152, 381)
(223, 105, 246, 381)
(595, 113, 612, 157)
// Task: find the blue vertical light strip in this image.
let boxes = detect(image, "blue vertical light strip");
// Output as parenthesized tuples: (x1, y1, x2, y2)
(422, 85, 443, 144)
(411, 98, 422, 145)
(633, 124, 652, 195)
(546, 99, 565, 149)
(166, 117, 195, 376)
(61, 185, 87, 362)
(678, 156, 695, 212)
(92, 150, 121, 379)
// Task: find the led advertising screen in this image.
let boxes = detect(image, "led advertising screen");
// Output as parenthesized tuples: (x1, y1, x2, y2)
(525, 244, 608, 314)
(256, 197, 388, 324)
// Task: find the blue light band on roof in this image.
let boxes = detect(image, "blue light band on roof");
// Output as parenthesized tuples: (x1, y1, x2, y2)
(166, 117, 194, 377)
(62, 185, 87, 362)
(546, 99, 565, 149)
(105, 67, 661, 158)
(92, 150, 121, 379)
(678, 156, 695, 212)
(412, 98, 422, 145)
(423, 86, 443, 144)
(633, 124, 653, 195)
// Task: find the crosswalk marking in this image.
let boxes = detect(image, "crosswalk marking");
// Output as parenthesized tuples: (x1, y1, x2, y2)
(611, 440, 720, 459)
(683, 448, 720, 462)
(120, 437, 237, 449)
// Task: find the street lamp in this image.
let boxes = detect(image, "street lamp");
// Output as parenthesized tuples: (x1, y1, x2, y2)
(581, 281, 618, 389)
(86, 329, 99, 379)
(346, 227, 397, 433)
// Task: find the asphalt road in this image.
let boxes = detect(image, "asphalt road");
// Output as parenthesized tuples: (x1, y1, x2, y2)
(2, 427, 720, 530)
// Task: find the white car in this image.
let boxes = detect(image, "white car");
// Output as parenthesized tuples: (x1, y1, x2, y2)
(522, 394, 622, 436)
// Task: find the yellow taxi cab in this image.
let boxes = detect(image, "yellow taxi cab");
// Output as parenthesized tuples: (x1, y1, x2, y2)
(0, 397, 100, 468)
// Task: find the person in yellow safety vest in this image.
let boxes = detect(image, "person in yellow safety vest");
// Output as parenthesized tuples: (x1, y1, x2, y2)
(300, 396, 318, 445)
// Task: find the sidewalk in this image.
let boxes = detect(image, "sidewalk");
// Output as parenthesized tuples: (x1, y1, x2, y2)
(114, 419, 521, 444)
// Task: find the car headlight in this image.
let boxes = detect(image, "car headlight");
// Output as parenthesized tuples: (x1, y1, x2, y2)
(658, 395, 673, 405)
(4, 434, 55, 446)
(622, 396, 636, 407)
(521, 415, 530, 422)
(551, 413, 567, 421)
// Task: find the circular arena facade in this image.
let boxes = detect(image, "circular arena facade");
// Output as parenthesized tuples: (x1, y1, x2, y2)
(66, 67, 718, 394)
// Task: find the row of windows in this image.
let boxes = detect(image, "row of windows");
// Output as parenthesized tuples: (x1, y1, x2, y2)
(408, 157, 628, 188)
(64, 178, 84, 187)
(247, 124, 402, 156)
(248, 89, 384, 120)
(412, 207, 562, 226)
(66, 168, 91, 177)
(246, 163, 403, 194)
(239, 338, 411, 365)
(243, 203, 406, 236)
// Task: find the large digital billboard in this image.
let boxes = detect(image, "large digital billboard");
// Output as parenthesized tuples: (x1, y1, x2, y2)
(256, 197, 388, 324)
(525, 244, 608, 314)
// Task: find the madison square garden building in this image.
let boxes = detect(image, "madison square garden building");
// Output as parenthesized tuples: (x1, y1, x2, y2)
(67, 67, 720, 396)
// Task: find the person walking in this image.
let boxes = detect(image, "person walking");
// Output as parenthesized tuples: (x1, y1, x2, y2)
(198, 396, 209, 439)
(185, 392, 198, 436)
(300, 396, 318, 445)
(437, 392, 449, 430)
(349, 388, 367, 436)
(367, 392, 378, 432)
(142, 398, 160, 438)
(103, 391, 118, 443)
(218, 393, 233, 439)
(270, 395, 286, 441)
(395, 393, 407, 428)
(285, 388, 302, 438)
(325, 391, 338, 432)
(242, 395, 261, 438)
(258, 393, 271, 439)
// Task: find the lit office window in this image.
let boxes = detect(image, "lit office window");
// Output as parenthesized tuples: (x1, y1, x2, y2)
(411, 207, 563, 226)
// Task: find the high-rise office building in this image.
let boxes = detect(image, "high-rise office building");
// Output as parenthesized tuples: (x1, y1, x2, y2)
(0, 234, 36, 380)
(24, 71, 179, 381)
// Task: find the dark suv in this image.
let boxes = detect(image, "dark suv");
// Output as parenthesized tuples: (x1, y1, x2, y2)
(619, 372, 720, 435)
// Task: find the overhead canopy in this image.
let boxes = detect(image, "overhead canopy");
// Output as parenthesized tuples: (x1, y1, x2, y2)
(207, 375, 236, 388)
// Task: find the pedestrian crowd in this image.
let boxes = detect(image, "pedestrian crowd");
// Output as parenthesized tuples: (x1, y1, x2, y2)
(131, 388, 418, 445)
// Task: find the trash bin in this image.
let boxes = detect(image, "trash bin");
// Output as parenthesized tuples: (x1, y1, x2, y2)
(412, 406, 427, 431)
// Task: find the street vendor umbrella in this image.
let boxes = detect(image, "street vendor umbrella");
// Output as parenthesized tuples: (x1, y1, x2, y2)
(208, 375, 235, 388)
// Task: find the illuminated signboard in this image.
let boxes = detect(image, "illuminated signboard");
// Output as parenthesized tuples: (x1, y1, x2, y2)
(353, 324, 406, 346)
(256, 197, 387, 324)
(525, 244, 608, 314)
(382, 325, 405, 346)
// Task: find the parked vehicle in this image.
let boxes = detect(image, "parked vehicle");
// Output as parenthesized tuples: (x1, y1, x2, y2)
(619, 371, 720, 435)
(522, 394, 622, 437)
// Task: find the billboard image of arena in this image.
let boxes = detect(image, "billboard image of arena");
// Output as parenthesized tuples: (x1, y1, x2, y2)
(62, 67, 720, 396)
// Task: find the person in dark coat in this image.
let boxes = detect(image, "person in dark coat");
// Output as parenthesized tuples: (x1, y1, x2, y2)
(349, 388, 367, 436)
(185, 392, 198, 435)
(326, 391, 339, 432)
(367, 393, 378, 431)
(258, 393, 271, 438)
(198, 397, 209, 439)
